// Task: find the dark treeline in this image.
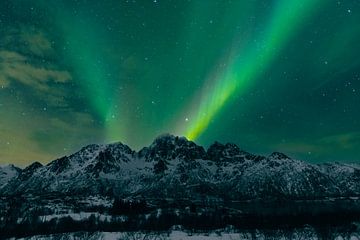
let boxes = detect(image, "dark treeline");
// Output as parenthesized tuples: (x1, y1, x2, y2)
(111, 198, 149, 215)
(1, 199, 360, 239)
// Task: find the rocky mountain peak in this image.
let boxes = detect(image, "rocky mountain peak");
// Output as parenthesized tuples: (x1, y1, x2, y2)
(23, 162, 43, 172)
(90, 142, 135, 174)
(105, 142, 134, 154)
(99, 142, 135, 162)
(79, 143, 103, 153)
(138, 134, 206, 161)
(151, 134, 188, 147)
(19, 162, 43, 181)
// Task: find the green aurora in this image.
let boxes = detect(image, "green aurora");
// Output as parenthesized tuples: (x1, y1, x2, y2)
(0, 0, 359, 166)
(179, 0, 325, 140)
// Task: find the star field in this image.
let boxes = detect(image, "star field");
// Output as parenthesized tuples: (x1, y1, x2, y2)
(0, 0, 359, 166)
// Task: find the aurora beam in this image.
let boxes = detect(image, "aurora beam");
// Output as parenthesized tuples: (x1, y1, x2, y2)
(38, 0, 115, 123)
(39, 1, 126, 142)
(183, 0, 325, 140)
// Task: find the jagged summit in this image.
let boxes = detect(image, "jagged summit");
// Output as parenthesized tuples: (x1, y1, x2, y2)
(146, 134, 199, 151)
(43, 141, 135, 177)
(21, 162, 43, 174)
(20, 161, 43, 181)
(139, 133, 206, 161)
(152, 133, 188, 143)
(25, 161, 43, 169)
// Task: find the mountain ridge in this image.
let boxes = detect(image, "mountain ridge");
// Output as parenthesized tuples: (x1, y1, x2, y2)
(1, 134, 359, 200)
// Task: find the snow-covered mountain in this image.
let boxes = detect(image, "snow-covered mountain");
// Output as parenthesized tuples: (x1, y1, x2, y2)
(1, 134, 359, 200)
(0, 164, 21, 188)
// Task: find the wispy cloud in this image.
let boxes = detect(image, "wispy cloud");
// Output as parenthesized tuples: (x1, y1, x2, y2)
(30, 112, 102, 156)
(20, 29, 54, 57)
(0, 25, 74, 108)
(319, 132, 360, 149)
(0, 50, 71, 89)
(272, 142, 319, 155)
(1, 25, 54, 57)
(272, 132, 360, 162)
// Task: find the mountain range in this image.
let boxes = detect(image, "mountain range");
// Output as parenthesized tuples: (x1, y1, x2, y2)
(1, 134, 360, 200)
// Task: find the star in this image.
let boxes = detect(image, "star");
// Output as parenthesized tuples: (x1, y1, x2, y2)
(0, 0, 359, 166)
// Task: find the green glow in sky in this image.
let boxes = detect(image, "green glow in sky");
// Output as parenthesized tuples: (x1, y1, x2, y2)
(183, 0, 324, 140)
(0, 0, 359, 166)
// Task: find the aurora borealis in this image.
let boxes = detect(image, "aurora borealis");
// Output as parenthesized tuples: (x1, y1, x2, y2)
(0, 0, 359, 166)
(179, 0, 324, 140)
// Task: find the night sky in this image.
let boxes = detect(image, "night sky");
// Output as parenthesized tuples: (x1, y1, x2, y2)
(0, 0, 359, 166)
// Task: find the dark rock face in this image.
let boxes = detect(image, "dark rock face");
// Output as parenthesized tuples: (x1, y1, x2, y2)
(18, 162, 43, 181)
(89, 143, 134, 175)
(0, 165, 21, 187)
(207, 141, 251, 163)
(47, 156, 70, 175)
(104, 142, 135, 162)
(25, 161, 43, 171)
(269, 152, 291, 160)
(1, 134, 359, 200)
(154, 159, 168, 174)
(138, 134, 207, 162)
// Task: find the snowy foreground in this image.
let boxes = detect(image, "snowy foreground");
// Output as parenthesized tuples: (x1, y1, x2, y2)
(7, 229, 360, 240)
